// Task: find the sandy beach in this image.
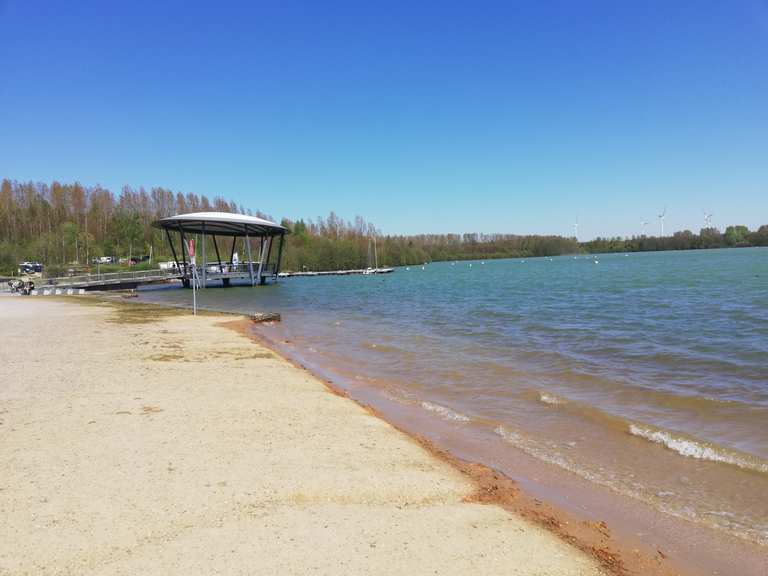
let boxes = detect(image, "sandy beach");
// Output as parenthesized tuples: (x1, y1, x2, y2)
(0, 296, 610, 576)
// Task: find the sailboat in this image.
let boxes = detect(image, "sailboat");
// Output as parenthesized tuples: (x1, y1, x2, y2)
(364, 234, 394, 275)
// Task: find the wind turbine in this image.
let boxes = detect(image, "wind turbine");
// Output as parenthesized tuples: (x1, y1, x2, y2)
(658, 207, 667, 237)
(703, 210, 713, 229)
(573, 218, 579, 241)
(641, 220, 649, 236)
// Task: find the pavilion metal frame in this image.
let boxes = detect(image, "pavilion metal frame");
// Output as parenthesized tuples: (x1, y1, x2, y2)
(152, 212, 288, 288)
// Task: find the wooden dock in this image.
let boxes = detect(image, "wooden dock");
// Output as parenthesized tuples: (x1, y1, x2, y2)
(31, 265, 394, 291)
(36, 268, 182, 291)
(278, 268, 394, 278)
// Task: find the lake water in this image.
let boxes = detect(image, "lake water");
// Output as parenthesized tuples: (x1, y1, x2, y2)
(139, 247, 768, 547)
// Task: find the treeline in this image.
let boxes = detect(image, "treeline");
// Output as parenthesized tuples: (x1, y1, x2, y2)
(1, 179, 767, 276)
(0, 179, 268, 275)
(582, 225, 768, 253)
(280, 222, 580, 270)
(0, 179, 582, 274)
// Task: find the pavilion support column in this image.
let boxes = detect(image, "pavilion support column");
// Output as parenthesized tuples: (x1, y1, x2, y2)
(201, 224, 207, 289)
(262, 236, 274, 285)
(212, 234, 224, 273)
(229, 236, 237, 273)
(245, 231, 255, 286)
(165, 228, 180, 270)
(256, 237, 266, 286)
(179, 225, 190, 288)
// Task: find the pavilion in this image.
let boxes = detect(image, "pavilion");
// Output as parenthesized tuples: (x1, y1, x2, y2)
(152, 212, 288, 288)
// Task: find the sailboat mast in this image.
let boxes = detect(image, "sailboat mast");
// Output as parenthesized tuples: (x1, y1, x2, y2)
(367, 238, 372, 269)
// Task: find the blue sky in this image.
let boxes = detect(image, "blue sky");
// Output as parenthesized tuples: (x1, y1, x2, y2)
(1, 1, 766, 238)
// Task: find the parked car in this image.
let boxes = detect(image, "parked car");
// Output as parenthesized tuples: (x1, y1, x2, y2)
(18, 261, 43, 275)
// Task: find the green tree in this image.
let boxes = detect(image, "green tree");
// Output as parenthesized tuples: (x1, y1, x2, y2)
(749, 225, 768, 247)
(724, 225, 750, 247)
(61, 222, 80, 263)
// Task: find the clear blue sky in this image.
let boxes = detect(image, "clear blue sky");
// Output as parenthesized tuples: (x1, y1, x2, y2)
(1, 0, 766, 238)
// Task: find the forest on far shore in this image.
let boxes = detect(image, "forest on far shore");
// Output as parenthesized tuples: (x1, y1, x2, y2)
(1, 179, 767, 276)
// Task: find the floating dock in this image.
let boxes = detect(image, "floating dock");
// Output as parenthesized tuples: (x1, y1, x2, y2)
(278, 268, 394, 278)
(35, 268, 182, 291)
(31, 265, 394, 292)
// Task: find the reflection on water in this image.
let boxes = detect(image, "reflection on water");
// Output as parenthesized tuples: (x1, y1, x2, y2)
(139, 247, 768, 545)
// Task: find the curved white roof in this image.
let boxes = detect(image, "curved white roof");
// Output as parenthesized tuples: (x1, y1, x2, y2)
(153, 211, 287, 236)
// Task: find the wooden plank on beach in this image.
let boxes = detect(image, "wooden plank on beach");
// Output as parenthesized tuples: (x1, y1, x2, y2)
(251, 312, 281, 323)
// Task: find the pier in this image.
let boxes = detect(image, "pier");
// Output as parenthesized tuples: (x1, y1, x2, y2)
(34, 261, 271, 292)
(36, 268, 181, 291)
(278, 268, 394, 277)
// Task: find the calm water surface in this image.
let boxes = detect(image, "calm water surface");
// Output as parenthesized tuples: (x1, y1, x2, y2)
(140, 248, 768, 545)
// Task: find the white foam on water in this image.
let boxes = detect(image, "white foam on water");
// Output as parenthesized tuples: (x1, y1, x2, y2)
(495, 426, 768, 545)
(420, 401, 470, 422)
(628, 424, 768, 474)
(381, 387, 417, 405)
(494, 425, 523, 444)
(494, 425, 613, 488)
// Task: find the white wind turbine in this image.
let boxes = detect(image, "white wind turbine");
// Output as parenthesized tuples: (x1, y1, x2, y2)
(703, 210, 713, 229)
(573, 218, 579, 241)
(641, 220, 649, 236)
(658, 207, 667, 237)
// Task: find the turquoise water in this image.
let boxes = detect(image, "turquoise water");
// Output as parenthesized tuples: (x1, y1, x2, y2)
(139, 247, 768, 544)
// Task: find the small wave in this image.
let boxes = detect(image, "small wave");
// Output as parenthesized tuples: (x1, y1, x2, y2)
(493, 426, 615, 488)
(382, 388, 417, 405)
(494, 424, 768, 544)
(628, 424, 768, 474)
(494, 425, 524, 444)
(421, 401, 470, 422)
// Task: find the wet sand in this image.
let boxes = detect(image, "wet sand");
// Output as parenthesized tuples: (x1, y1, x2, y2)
(0, 296, 605, 575)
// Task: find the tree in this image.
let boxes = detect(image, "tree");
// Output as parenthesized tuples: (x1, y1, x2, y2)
(750, 225, 768, 247)
(724, 225, 750, 247)
(61, 222, 80, 263)
(699, 227, 723, 249)
(113, 211, 144, 259)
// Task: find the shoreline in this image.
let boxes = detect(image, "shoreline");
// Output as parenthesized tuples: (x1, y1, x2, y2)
(235, 313, 768, 576)
(227, 317, 678, 576)
(9, 293, 766, 575)
(1, 295, 606, 575)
